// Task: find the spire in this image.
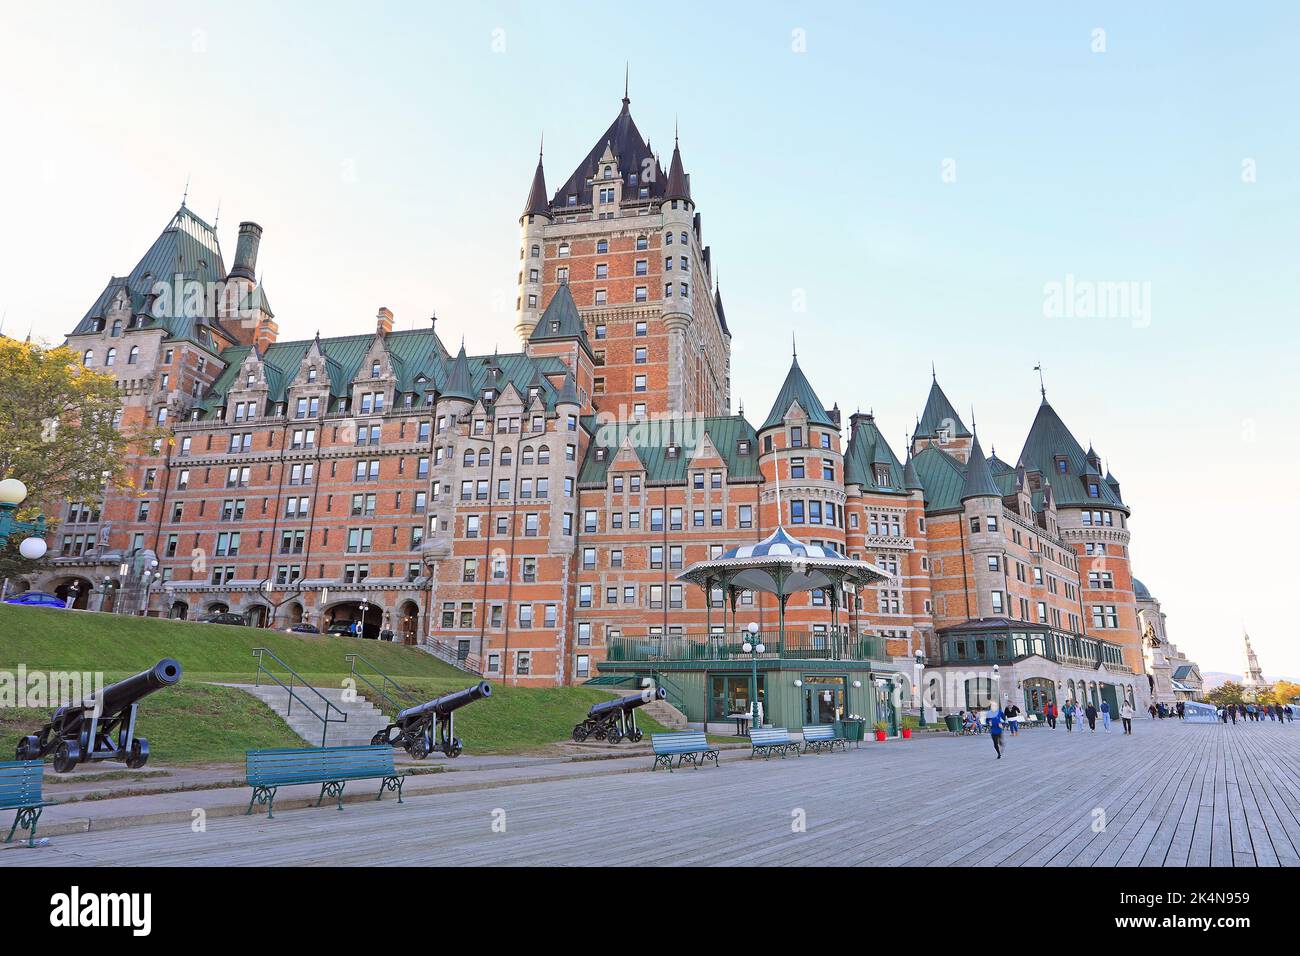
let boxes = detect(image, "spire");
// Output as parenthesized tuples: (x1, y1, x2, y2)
(556, 371, 579, 407)
(522, 138, 550, 219)
(441, 343, 474, 402)
(181, 174, 190, 208)
(762, 352, 835, 430)
(903, 446, 924, 492)
(1034, 362, 1047, 402)
(713, 282, 730, 337)
(664, 127, 690, 203)
(915, 375, 972, 440)
(961, 433, 1001, 502)
(622, 62, 630, 110)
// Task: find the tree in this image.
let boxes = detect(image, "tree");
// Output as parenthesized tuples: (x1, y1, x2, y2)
(0, 337, 141, 510)
(1207, 681, 1246, 708)
(1261, 680, 1300, 706)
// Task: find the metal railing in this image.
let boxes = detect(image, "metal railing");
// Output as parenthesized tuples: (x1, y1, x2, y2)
(421, 637, 484, 675)
(606, 630, 890, 664)
(345, 653, 416, 717)
(252, 647, 348, 746)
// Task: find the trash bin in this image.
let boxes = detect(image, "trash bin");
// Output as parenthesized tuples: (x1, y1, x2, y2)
(944, 713, 962, 734)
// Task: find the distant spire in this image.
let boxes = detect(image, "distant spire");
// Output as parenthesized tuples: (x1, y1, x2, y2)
(931, 361, 936, 381)
(792, 333, 797, 360)
(213, 198, 221, 230)
(181, 174, 190, 208)
(1034, 362, 1047, 401)
(622, 62, 630, 108)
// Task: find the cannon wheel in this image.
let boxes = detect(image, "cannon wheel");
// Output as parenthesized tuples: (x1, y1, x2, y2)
(447, 738, 463, 758)
(408, 737, 429, 760)
(571, 724, 589, 742)
(627, 729, 644, 743)
(53, 739, 82, 774)
(606, 726, 623, 744)
(124, 737, 149, 770)
(15, 735, 40, 761)
(370, 730, 390, 747)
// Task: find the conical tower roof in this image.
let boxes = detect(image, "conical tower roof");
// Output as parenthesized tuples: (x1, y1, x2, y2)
(915, 375, 972, 440)
(522, 145, 550, 219)
(762, 350, 835, 430)
(961, 434, 1002, 501)
(441, 343, 474, 401)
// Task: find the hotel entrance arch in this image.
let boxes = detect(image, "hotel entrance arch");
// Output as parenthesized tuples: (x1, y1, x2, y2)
(1022, 677, 1056, 716)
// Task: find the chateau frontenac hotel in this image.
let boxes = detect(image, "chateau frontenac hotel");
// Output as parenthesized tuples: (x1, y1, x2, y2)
(41, 94, 1174, 728)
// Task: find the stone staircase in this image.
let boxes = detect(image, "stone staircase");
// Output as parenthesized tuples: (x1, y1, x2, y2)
(644, 697, 688, 731)
(232, 683, 394, 747)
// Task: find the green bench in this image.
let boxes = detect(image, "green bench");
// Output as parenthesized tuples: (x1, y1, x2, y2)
(750, 727, 800, 759)
(651, 731, 719, 771)
(801, 724, 847, 754)
(245, 745, 406, 819)
(2, 760, 56, 848)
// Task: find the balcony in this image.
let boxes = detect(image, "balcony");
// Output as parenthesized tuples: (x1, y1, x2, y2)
(605, 630, 890, 665)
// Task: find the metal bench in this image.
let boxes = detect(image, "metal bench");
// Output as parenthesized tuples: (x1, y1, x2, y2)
(2, 760, 56, 847)
(750, 727, 800, 759)
(651, 732, 719, 771)
(245, 745, 406, 819)
(801, 724, 847, 754)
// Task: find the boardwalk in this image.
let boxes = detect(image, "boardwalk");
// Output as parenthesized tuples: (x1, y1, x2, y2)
(5, 719, 1300, 866)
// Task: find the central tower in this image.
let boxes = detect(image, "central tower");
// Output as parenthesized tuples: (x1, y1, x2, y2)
(515, 87, 731, 419)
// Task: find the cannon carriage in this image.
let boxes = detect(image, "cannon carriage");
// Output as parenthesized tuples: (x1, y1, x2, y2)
(370, 681, 491, 759)
(15, 658, 183, 773)
(572, 686, 666, 744)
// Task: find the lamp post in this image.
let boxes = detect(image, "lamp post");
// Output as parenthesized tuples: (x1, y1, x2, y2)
(741, 621, 765, 732)
(914, 648, 927, 728)
(139, 560, 161, 615)
(0, 478, 49, 556)
(992, 663, 1001, 710)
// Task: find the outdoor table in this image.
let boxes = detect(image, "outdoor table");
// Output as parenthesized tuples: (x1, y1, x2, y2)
(728, 713, 751, 736)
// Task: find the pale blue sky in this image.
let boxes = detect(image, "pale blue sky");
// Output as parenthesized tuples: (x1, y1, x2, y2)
(1, 2, 1297, 675)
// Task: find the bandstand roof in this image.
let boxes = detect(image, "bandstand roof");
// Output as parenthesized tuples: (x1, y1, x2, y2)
(677, 526, 889, 596)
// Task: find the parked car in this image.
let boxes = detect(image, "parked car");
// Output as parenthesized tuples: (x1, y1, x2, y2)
(195, 612, 247, 626)
(284, 622, 319, 634)
(325, 621, 358, 637)
(3, 590, 67, 608)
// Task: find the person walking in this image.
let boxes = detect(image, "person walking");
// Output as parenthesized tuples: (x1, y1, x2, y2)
(1100, 699, 1112, 732)
(1006, 702, 1021, 736)
(1120, 701, 1135, 735)
(1148, 702, 1157, 720)
(1229, 703, 1238, 725)
(1085, 701, 1098, 733)
(1063, 700, 1074, 733)
(987, 702, 1006, 759)
(1047, 701, 1057, 729)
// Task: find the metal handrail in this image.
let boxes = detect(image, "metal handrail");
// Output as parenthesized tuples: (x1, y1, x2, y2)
(252, 647, 348, 746)
(345, 653, 416, 717)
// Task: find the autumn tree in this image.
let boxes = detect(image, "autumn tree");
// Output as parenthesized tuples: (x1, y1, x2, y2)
(1207, 681, 1246, 707)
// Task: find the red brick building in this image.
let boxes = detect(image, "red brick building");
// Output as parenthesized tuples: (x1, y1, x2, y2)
(38, 94, 1153, 714)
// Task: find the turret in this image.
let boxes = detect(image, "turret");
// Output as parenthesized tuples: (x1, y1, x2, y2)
(516, 143, 551, 345)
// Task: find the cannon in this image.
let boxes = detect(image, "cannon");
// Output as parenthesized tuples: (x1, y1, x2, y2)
(572, 686, 666, 744)
(15, 659, 182, 773)
(370, 681, 491, 759)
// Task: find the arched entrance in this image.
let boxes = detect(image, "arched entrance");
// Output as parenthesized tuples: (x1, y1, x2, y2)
(324, 601, 384, 639)
(52, 577, 93, 609)
(397, 600, 420, 644)
(244, 604, 270, 628)
(205, 601, 230, 615)
(1022, 677, 1056, 716)
(169, 600, 189, 620)
(285, 601, 304, 626)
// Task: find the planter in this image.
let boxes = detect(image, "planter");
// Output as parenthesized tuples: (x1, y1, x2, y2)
(838, 719, 865, 742)
(874, 730, 887, 742)
(901, 727, 912, 739)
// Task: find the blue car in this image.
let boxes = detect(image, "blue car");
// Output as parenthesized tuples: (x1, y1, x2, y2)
(4, 591, 67, 608)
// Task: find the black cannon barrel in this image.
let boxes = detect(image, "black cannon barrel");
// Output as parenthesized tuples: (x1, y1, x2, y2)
(90, 659, 183, 716)
(396, 681, 492, 724)
(587, 686, 666, 719)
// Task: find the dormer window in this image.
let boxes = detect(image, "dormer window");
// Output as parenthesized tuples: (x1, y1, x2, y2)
(595, 448, 608, 461)
(110, 320, 122, 337)
(1055, 456, 1068, 475)
(603, 165, 612, 179)
(876, 467, 891, 488)
(550, 321, 560, 333)
(307, 367, 317, 383)
(482, 389, 496, 403)
(737, 440, 751, 456)
(628, 173, 637, 186)
(1087, 482, 1100, 498)
(566, 196, 577, 207)
(666, 444, 679, 459)
(371, 361, 381, 379)
(245, 373, 255, 387)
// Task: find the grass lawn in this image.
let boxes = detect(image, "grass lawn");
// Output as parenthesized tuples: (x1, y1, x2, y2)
(0, 605, 664, 762)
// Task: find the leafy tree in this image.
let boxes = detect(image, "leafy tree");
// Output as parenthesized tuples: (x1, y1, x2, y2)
(0, 337, 140, 510)
(1207, 681, 1246, 707)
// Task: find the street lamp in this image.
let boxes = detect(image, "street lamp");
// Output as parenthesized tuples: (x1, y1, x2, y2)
(741, 621, 765, 732)
(992, 663, 1001, 710)
(139, 560, 162, 615)
(914, 648, 927, 728)
(0, 478, 48, 556)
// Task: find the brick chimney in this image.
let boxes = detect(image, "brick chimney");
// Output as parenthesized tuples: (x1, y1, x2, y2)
(376, 307, 394, 337)
(254, 318, 279, 353)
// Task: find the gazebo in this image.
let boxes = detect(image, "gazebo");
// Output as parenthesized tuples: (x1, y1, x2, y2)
(676, 525, 890, 656)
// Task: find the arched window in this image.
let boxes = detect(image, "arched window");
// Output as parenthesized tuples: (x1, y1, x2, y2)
(500, 447, 512, 466)
(110, 319, 122, 337)
(680, 231, 688, 244)
(537, 445, 550, 465)
(462, 448, 475, 467)
(127, 346, 140, 365)
(83, 350, 94, 366)
(478, 448, 490, 467)
(307, 366, 317, 382)
(521, 446, 534, 465)
(530, 244, 540, 258)
(105, 348, 117, 366)
(558, 242, 570, 257)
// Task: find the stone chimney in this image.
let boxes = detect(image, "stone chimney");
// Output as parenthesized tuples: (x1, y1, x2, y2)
(229, 222, 263, 281)
(254, 318, 279, 353)
(376, 307, 394, 337)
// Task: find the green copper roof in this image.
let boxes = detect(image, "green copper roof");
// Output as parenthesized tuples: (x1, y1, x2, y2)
(530, 284, 591, 348)
(915, 377, 971, 439)
(441, 344, 475, 401)
(843, 414, 907, 495)
(1017, 399, 1127, 511)
(961, 434, 1002, 501)
(761, 354, 836, 430)
(579, 415, 760, 486)
(910, 445, 968, 513)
